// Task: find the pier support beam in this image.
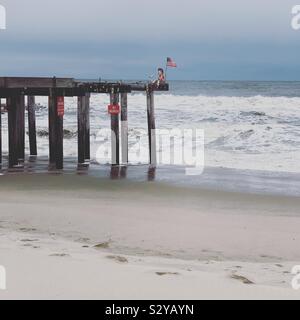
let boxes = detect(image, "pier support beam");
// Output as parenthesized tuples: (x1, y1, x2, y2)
(110, 92, 120, 165)
(28, 96, 37, 156)
(78, 93, 90, 164)
(147, 87, 157, 166)
(48, 90, 64, 170)
(85, 94, 90, 162)
(0, 99, 2, 167)
(7, 93, 25, 168)
(121, 93, 128, 164)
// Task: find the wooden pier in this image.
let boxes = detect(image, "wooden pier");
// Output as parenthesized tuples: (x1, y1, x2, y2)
(0, 77, 169, 170)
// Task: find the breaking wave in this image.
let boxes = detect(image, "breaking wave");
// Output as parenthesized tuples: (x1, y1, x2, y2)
(2, 91, 300, 172)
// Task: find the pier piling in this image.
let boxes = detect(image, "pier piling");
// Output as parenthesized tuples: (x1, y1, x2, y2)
(147, 86, 157, 166)
(7, 93, 25, 168)
(55, 97, 64, 170)
(48, 90, 56, 166)
(49, 91, 64, 170)
(78, 95, 84, 164)
(0, 98, 2, 167)
(78, 93, 90, 164)
(121, 92, 128, 164)
(84, 93, 90, 162)
(110, 91, 120, 165)
(28, 96, 37, 157)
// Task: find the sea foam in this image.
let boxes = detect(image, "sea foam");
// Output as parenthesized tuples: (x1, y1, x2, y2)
(1, 93, 300, 173)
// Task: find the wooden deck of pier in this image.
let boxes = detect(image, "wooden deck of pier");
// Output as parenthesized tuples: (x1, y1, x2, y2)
(0, 77, 169, 170)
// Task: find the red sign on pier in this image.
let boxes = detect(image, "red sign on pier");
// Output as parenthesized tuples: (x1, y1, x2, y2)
(108, 104, 120, 115)
(57, 97, 65, 117)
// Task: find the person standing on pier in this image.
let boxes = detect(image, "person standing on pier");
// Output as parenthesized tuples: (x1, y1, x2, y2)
(154, 68, 166, 87)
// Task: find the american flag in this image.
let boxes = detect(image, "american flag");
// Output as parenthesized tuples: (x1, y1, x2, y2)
(167, 57, 177, 68)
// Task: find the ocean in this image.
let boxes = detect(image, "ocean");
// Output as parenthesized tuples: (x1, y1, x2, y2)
(1, 80, 300, 174)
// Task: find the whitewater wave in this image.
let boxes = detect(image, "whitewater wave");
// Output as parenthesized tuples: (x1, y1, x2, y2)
(1, 93, 300, 173)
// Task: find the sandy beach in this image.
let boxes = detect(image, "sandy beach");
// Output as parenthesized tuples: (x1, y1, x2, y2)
(0, 171, 300, 300)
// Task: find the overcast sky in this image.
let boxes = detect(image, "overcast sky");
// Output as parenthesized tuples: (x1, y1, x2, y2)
(1, 0, 300, 80)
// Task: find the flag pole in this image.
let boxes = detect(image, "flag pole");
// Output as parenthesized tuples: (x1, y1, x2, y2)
(165, 60, 168, 81)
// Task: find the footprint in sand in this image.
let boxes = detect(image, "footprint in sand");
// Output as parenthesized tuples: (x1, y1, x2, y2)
(49, 253, 70, 257)
(19, 228, 37, 232)
(230, 273, 254, 285)
(156, 272, 180, 277)
(20, 239, 39, 242)
(94, 241, 111, 249)
(260, 254, 282, 261)
(106, 255, 128, 264)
